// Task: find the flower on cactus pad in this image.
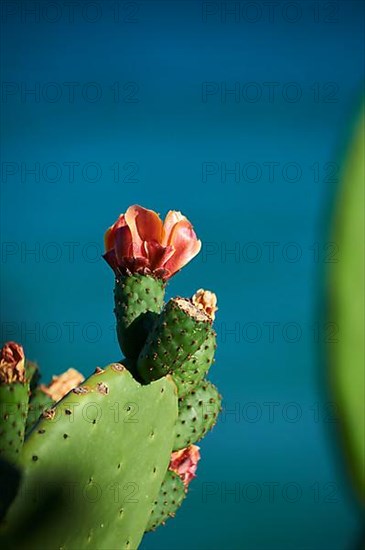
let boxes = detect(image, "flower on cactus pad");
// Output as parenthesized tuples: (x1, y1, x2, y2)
(169, 445, 200, 488)
(0, 341, 25, 384)
(103, 205, 201, 280)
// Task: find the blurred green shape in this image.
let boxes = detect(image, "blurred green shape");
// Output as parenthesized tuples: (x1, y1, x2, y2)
(329, 105, 365, 502)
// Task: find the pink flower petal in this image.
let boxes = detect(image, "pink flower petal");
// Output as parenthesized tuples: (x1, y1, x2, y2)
(144, 240, 175, 270)
(164, 220, 201, 276)
(162, 210, 186, 246)
(125, 205, 163, 255)
(123, 256, 150, 274)
(103, 249, 118, 271)
(104, 214, 126, 251)
(169, 445, 200, 488)
(114, 225, 133, 264)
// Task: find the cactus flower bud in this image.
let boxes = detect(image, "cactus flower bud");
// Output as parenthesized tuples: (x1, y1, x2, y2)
(169, 444, 200, 488)
(0, 342, 25, 384)
(103, 205, 201, 280)
(192, 289, 218, 321)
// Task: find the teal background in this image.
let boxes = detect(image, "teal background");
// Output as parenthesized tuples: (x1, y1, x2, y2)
(1, 1, 364, 548)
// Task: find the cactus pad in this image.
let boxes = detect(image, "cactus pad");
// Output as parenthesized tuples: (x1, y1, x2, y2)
(25, 360, 40, 391)
(2, 364, 178, 550)
(173, 380, 221, 451)
(172, 329, 216, 397)
(114, 274, 165, 361)
(25, 387, 53, 434)
(146, 470, 186, 532)
(0, 350, 29, 464)
(137, 298, 212, 383)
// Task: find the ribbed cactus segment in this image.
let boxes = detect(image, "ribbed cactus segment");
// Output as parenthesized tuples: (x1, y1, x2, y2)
(172, 329, 217, 398)
(114, 274, 165, 361)
(2, 365, 178, 550)
(137, 298, 212, 383)
(0, 359, 29, 464)
(173, 380, 221, 451)
(25, 387, 53, 434)
(146, 470, 186, 532)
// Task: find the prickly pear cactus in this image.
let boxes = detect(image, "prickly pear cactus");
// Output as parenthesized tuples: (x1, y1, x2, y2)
(1, 205, 222, 548)
(1, 364, 178, 550)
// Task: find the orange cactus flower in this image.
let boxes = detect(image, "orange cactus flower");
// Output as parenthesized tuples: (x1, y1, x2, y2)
(103, 205, 201, 280)
(169, 445, 201, 488)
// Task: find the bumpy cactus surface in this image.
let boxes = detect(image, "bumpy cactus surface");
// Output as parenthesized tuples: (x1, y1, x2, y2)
(173, 380, 221, 451)
(146, 470, 186, 531)
(114, 274, 165, 361)
(0, 205, 222, 549)
(137, 297, 212, 383)
(2, 365, 177, 549)
(172, 328, 217, 398)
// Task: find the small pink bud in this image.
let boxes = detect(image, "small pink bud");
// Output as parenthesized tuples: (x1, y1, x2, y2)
(169, 445, 201, 488)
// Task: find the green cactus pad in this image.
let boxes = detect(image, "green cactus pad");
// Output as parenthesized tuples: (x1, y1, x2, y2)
(114, 274, 165, 362)
(146, 470, 186, 532)
(25, 387, 53, 434)
(2, 364, 178, 550)
(25, 360, 40, 391)
(172, 329, 217, 398)
(137, 298, 212, 383)
(0, 381, 29, 464)
(173, 380, 221, 451)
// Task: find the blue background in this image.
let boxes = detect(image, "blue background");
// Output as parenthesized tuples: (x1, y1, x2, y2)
(1, 1, 364, 548)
